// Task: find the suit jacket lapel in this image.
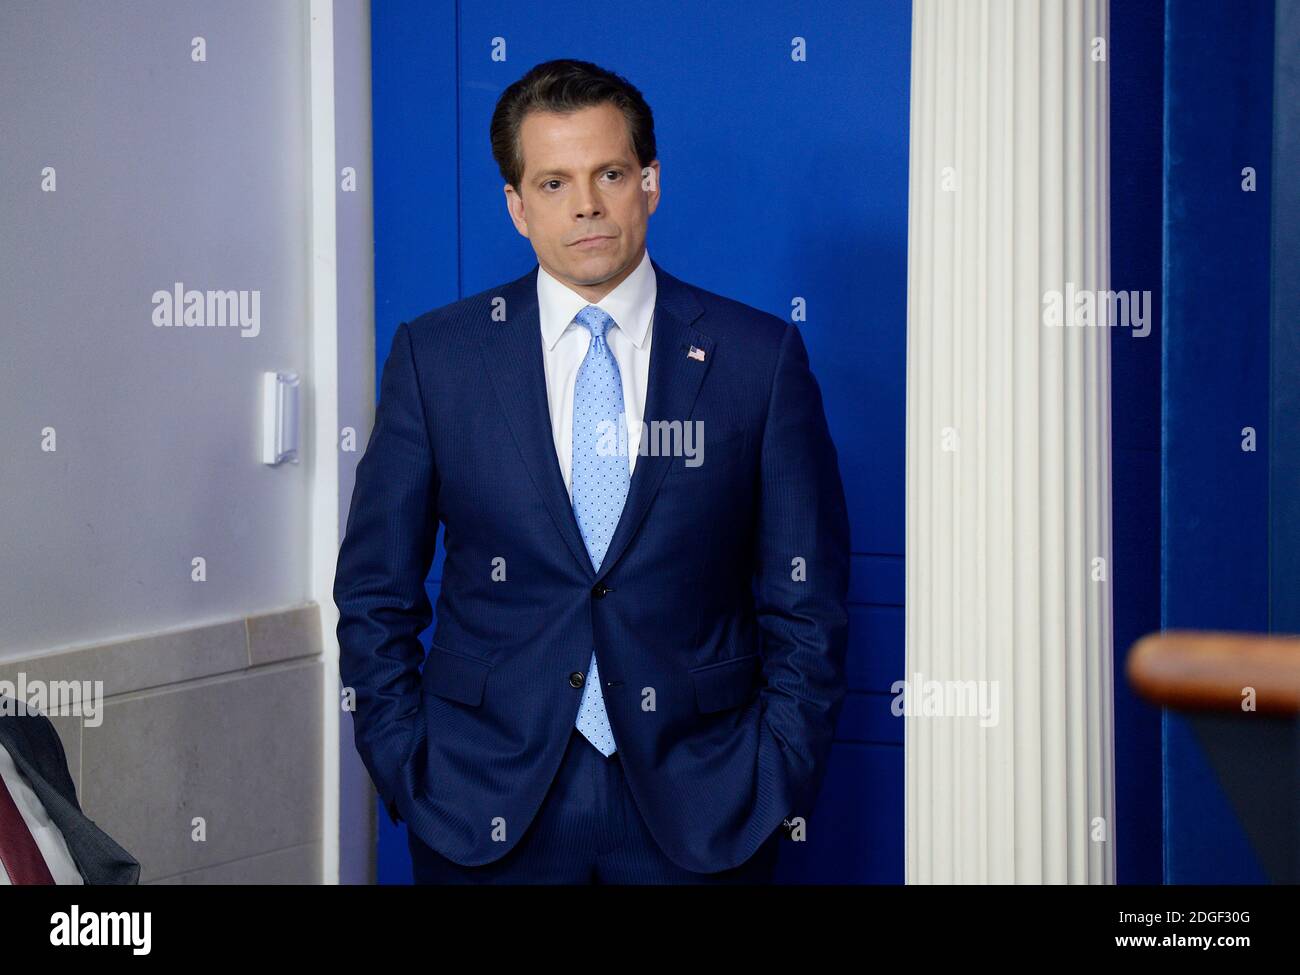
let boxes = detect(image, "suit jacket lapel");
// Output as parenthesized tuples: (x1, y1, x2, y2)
(596, 259, 711, 581)
(480, 266, 596, 578)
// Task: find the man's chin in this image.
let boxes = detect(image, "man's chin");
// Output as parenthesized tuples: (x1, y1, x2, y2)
(557, 255, 623, 286)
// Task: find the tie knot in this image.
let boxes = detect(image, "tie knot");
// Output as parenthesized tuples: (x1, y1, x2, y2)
(574, 305, 615, 341)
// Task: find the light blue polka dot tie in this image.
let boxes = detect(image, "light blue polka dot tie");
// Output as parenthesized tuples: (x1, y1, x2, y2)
(571, 305, 627, 757)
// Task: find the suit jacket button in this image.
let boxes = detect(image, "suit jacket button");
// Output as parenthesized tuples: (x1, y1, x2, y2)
(569, 671, 585, 688)
(591, 583, 609, 599)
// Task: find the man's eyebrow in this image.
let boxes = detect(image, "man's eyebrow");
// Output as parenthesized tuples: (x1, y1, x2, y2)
(531, 160, 634, 181)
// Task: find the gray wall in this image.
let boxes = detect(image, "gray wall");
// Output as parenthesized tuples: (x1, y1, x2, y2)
(0, 0, 313, 656)
(0, 1, 354, 883)
(331, 0, 379, 885)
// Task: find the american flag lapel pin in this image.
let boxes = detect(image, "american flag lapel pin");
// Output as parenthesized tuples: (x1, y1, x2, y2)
(687, 345, 706, 362)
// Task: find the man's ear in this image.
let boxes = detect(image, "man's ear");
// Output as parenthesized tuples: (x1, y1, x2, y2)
(504, 183, 529, 238)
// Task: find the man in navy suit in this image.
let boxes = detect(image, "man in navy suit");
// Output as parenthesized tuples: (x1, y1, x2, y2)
(334, 58, 850, 884)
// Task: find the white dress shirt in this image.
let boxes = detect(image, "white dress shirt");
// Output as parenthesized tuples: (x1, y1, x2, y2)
(0, 739, 83, 884)
(537, 247, 657, 499)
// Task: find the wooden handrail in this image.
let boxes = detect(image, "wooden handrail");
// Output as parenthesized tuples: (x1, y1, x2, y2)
(1127, 630, 1300, 714)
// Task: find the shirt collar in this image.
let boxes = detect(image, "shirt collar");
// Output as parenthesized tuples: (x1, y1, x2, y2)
(537, 247, 655, 351)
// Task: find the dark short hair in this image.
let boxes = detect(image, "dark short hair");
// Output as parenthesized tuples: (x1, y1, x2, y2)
(490, 58, 657, 192)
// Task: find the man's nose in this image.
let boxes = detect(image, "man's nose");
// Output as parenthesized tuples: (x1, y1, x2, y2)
(574, 184, 602, 218)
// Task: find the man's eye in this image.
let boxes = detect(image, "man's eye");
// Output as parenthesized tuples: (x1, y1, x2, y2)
(604, 171, 622, 181)
(543, 180, 561, 190)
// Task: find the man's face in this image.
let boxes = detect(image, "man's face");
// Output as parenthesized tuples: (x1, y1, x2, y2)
(504, 102, 660, 301)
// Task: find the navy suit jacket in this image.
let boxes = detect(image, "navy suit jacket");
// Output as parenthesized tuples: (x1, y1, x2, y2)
(0, 701, 140, 884)
(334, 258, 850, 873)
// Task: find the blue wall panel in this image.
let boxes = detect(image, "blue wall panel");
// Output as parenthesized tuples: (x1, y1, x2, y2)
(1109, 0, 1165, 886)
(370, 0, 460, 885)
(1162, 0, 1275, 884)
(1270, 1, 1300, 632)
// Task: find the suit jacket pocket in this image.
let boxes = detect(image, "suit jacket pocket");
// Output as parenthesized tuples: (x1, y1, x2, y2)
(421, 642, 492, 707)
(689, 652, 762, 713)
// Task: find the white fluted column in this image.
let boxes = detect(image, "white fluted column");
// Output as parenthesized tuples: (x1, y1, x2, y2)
(905, 0, 1115, 884)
